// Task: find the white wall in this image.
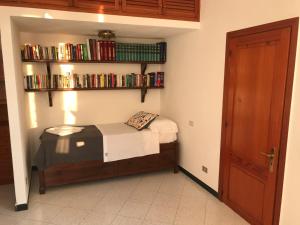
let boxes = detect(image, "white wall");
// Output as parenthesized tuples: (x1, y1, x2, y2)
(0, 18, 30, 205)
(0, 5, 199, 207)
(20, 32, 162, 158)
(161, 0, 300, 224)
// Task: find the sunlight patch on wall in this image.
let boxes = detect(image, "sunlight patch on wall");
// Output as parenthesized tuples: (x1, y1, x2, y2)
(26, 64, 34, 75)
(28, 92, 38, 128)
(44, 13, 53, 19)
(63, 91, 77, 125)
(98, 14, 105, 23)
(60, 64, 74, 75)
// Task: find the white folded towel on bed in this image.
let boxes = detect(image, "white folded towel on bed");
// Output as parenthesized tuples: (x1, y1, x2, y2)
(46, 126, 84, 137)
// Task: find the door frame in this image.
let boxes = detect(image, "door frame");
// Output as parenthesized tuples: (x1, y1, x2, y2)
(218, 17, 299, 225)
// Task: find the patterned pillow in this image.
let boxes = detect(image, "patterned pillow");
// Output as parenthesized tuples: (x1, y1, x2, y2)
(126, 111, 159, 130)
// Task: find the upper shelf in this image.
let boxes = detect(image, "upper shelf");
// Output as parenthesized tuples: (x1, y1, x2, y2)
(22, 60, 165, 64)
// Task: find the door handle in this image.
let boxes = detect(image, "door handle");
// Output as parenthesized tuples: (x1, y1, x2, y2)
(260, 148, 276, 172)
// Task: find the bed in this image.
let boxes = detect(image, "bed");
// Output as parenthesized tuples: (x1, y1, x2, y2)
(36, 117, 179, 194)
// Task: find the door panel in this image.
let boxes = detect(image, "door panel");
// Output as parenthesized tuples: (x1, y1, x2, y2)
(0, 37, 13, 185)
(221, 25, 293, 225)
(162, 0, 199, 19)
(73, 0, 120, 12)
(20, 0, 72, 7)
(122, 0, 162, 15)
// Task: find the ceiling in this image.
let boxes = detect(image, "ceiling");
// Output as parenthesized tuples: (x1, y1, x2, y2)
(13, 16, 198, 39)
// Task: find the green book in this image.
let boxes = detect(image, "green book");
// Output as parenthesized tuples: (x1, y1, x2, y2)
(82, 44, 88, 60)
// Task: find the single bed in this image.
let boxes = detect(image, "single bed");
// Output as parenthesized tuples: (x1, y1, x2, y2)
(37, 117, 179, 194)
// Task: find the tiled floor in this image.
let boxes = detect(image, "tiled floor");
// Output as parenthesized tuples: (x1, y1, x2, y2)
(0, 171, 249, 225)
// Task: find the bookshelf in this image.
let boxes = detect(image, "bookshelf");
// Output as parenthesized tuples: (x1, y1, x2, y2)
(23, 60, 164, 106)
(22, 40, 166, 106)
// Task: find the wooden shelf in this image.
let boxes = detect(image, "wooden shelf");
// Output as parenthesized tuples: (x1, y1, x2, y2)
(22, 59, 166, 64)
(22, 59, 164, 106)
(25, 87, 164, 92)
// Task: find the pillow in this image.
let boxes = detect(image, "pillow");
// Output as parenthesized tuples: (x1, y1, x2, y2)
(126, 111, 158, 130)
(148, 117, 178, 133)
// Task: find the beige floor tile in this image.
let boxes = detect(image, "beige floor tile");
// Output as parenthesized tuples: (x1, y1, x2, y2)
(0, 172, 248, 225)
(50, 207, 88, 225)
(0, 195, 18, 216)
(179, 194, 207, 210)
(30, 190, 74, 207)
(68, 194, 100, 210)
(205, 197, 249, 225)
(93, 194, 127, 214)
(136, 175, 164, 193)
(129, 189, 157, 204)
(119, 201, 150, 219)
(175, 206, 205, 225)
(158, 176, 185, 196)
(142, 220, 172, 225)
(112, 216, 143, 225)
(17, 219, 54, 225)
(0, 214, 20, 225)
(152, 193, 181, 208)
(80, 212, 116, 225)
(22, 202, 62, 222)
(182, 180, 210, 198)
(145, 205, 177, 224)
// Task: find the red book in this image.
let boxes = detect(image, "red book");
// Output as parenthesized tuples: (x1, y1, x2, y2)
(112, 41, 116, 61)
(103, 41, 108, 61)
(100, 41, 104, 60)
(91, 74, 95, 87)
(111, 73, 115, 87)
(76, 44, 81, 60)
(108, 41, 112, 61)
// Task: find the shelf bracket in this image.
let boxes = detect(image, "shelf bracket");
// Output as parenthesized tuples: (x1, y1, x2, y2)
(141, 87, 148, 103)
(48, 91, 53, 107)
(141, 63, 148, 103)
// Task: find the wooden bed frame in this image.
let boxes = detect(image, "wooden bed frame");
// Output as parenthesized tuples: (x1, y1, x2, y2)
(39, 141, 179, 194)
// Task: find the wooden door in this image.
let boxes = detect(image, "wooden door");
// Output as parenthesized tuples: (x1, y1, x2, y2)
(219, 19, 299, 225)
(122, 0, 162, 16)
(162, 0, 199, 20)
(19, 0, 73, 7)
(73, 0, 120, 13)
(0, 37, 14, 185)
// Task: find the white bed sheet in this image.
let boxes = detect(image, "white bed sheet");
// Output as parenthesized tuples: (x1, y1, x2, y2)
(96, 123, 160, 162)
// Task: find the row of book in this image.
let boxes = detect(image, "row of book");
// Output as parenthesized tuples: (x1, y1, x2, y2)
(21, 41, 167, 62)
(116, 42, 166, 62)
(24, 72, 164, 90)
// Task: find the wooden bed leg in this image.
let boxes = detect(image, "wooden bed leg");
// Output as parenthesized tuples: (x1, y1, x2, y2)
(174, 165, 179, 173)
(39, 171, 46, 194)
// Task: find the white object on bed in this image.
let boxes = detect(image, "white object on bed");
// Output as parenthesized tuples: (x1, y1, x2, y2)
(96, 123, 160, 162)
(46, 126, 84, 137)
(148, 117, 178, 144)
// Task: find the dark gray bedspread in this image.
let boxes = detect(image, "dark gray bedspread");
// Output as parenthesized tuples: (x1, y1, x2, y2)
(35, 125, 103, 170)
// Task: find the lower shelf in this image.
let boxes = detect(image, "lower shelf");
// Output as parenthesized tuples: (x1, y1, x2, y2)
(24, 86, 164, 106)
(24, 86, 163, 92)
